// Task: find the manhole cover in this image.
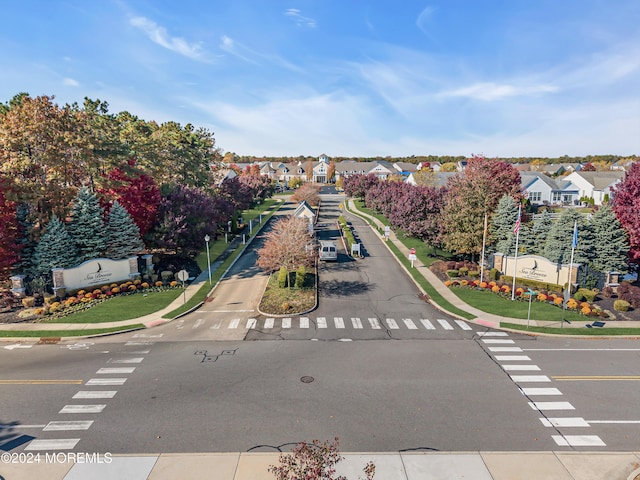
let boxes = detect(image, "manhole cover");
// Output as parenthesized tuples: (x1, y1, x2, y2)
(300, 376, 315, 383)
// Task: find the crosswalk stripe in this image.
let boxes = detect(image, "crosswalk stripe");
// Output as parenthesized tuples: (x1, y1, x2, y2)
(511, 375, 550, 383)
(193, 318, 205, 329)
(420, 319, 435, 330)
(264, 318, 274, 329)
(334, 317, 345, 329)
(317, 317, 328, 328)
(368, 318, 381, 329)
(437, 319, 453, 330)
(44, 421, 93, 431)
(540, 417, 590, 427)
(210, 320, 221, 329)
(86, 378, 127, 386)
(109, 357, 143, 364)
(489, 347, 522, 352)
(454, 320, 472, 330)
(495, 355, 531, 361)
(529, 401, 575, 411)
(26, 439, 80, 451)
(96, 367, 135, 374)
(351, 317, 363, 329)
(478, 332, 509, 337)
(59, 404, 107, 414)
(385, 318, 400, 329)
(247, 318, 257, 329)
(503, 365, 541, 371)
(282, 318, 291, 329)
(521, 388, 562, 396)
(300, 317, 309, 328)
(403, 318, 418, 329)
(482, 339, 515, 344)
(228, 318, 240, 329)
(73, 391, 117, 399)
(552, 435, 605, 447)
(125, 341, 154, 346)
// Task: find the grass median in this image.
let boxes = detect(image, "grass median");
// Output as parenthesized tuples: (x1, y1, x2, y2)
(502, 322, 640, 336)
(0, 324, 145, 338)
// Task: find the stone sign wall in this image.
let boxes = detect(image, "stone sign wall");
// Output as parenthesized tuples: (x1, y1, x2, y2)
(494, 253, 580, 287)
(52, 257, 140, 292)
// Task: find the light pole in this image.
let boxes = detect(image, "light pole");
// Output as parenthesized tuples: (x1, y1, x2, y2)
(204, 234, 212, 285)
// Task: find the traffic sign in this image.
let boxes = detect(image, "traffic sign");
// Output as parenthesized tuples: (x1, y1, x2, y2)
(176, 269, 189, 282)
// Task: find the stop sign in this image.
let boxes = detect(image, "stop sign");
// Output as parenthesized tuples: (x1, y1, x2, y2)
(409, 248, 416, 255)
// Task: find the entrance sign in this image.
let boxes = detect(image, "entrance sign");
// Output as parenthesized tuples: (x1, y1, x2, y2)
(494, 253, 580, 287)
(52, 257, 140, 292)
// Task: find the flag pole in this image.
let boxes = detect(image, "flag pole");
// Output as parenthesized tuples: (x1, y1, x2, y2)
(511, 205, 522, 301)
(480, 213, 488, 283)
(563, 220, 578, 328)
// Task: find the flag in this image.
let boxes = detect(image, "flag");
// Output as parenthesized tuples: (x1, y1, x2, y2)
(572, 221, 578, 248)
(513, 206, 522, 235)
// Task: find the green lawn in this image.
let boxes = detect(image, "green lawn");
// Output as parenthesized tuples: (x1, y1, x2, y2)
(0, 324, 145, 337)
(502, 322, 640, 336)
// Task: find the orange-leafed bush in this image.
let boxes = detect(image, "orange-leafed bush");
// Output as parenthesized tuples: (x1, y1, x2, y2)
(491, 286, 500, 293)
(554, 297, 563, 305)
(567, 299, 578, 309)
(155, 281, 164, 287)
(581, 306, 591, 315)
(479, 281, 488, 288)
(444, 280, 451, 287)
(537, 293, 548, 302)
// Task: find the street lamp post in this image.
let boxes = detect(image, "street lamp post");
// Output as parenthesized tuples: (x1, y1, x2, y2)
(204, 234, 212, 285)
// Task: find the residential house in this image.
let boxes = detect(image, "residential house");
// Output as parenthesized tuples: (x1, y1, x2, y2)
(520, 172, 578, 205)
(563, 171, 626, 205)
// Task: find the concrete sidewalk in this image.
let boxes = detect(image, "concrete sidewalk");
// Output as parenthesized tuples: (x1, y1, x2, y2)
(2, 451, 640, 479)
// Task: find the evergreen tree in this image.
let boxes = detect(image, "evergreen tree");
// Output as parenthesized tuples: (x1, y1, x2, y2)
(543, 209, 591, 265)
(68, 186, 107, 263)
(33, 216, 78, 275)
(14, 203, 36, 276)
(528, 210, 554, 256)
(105, 201, 145, 259)
(590, 205, 629, 273)
(490, 195, 519, 256)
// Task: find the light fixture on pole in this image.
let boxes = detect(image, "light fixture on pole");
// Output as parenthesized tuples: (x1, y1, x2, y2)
(204, 234, 212, 285)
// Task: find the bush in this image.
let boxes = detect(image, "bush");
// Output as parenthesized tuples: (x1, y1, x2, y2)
(161, 271, 173, 281)
(468, 270, 480, 278)
(489, 268, 499, 281)
(577, 288, 597, 302)
(617, 282, 640, 308)
(22, 296, 35, 308)
(602, 286, 614, 298)
(446, 270, 459, 278)
(614, 299, 631, 312)
(277, 266, 287, 288)
(458, 267, 469, 276)
(573, 291, 585, 302)
(295, 265, 306, 289)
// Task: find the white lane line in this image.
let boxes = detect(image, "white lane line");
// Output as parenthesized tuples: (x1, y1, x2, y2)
(511, 375, 551, 383)
(521, 388, 562, 396)
(209, 309, 255, 313)
(193, 318, 205, 329)
(552, 435, 606, 447)
(73, 391, 117, 399)
(334, 317, 345, 329)
(44, 421, 94, 431)
(247, 318, 257, 329)
(132, 334, 163, 338)
(59, 404, 107, 414)
(210, 320, 222, 329)
(282, 318, 292, 329)
(96, 367, 135, 374)
(482, 339, 515, 344)
(489, 347, 523, 352)
(26, 439, 80, 451)
(317, 317, 328, 328)
(529, 401, 575, 411)
(503, 365, 541, 371)
(125, 341, 154, 346)
(588, 420, 640, 424)
(495, 355, 531, 361)
(109, 357, 143, 364)
(403, 318, 418, 330)
(420, 319, 435, 330)
(369, 318, 381, 329)
(228, 318, 240, 329)
(385, 318, 400, 329)
(454, 320, 472, 330)
(351, 318, 363, 329)
(264, 318, 274, 329)
(127, 350, 150, 354)
(300, 317, 310, 329)
(437, 319, 453, 330)
(477, 331, 509, 336)
(86, 378, 127, 386)
(540, 418, 590, 427)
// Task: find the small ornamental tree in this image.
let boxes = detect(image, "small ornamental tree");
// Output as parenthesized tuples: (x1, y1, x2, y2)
(0, 179, 22, 280)
(68, 186, 107, 263)
(105, 201, 145, 259)
(33, 216, 78, 275)
(612, 162, 640, 268)
(291, 183, 321, 206)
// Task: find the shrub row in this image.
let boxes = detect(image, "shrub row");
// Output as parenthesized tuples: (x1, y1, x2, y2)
(499, 275, 564, 293)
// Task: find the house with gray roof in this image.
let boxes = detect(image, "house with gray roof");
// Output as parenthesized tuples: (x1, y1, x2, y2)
(563, 170, 625, 205)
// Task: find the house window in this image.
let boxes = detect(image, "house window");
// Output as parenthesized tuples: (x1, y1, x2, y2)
(529, 192, 541, 202)
(552, 192, 562, 202)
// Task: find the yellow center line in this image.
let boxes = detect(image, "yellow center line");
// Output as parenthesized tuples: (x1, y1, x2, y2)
(0, 380, 83, 385)
(552, 376, 640, 381)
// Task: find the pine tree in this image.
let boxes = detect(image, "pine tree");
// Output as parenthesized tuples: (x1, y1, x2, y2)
(490, 195, 519, 256)
(14, 203, 36, 276)
(590, 205, 629, 273)
(528, 210, 554, 256)
(543, 209, 591, 265)
(68, 187, 107, 263)
(33, 216, 78, 275)
(105, 201, 145, 259)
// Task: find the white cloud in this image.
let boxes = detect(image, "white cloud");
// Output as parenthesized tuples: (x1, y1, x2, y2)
(439, 82, 558, 101)
(284, 8, 317, 28)
(62, 77, 79, 87)
(129, 16, 204, 60)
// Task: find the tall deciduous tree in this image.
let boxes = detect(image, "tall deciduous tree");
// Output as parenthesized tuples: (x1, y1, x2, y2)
(256, 217, 315, 277)
(0, 177, 22, 280)
(590, 204, 629, 273)
(105, 201, 145, 259)
(33, 216, 78, 275)
(68, 187, 107, 263)
(388, 184, 446, 243)
(612, 163, 640, 267)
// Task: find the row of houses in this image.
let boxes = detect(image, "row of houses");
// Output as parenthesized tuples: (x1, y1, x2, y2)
(226, 155, 633, 207)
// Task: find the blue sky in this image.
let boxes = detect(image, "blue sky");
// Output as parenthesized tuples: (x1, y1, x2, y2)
(2, 0, 639, 158)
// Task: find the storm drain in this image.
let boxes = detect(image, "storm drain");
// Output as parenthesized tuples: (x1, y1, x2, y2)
(300, 376, 315, 383)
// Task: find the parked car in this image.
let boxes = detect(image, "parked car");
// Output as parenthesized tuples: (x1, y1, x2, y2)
(318, 240, 338, 261)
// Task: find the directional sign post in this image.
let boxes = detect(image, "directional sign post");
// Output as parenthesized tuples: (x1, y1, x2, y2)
(384, 225, 390, 241)
(176, 269, 189, 304)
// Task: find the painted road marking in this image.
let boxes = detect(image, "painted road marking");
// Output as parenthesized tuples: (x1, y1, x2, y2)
(0, 380, 82, 385)
(96, 367, 135, 374)
(44, 421, 94, 431)
(26, 439, 80, 451)
(228, 318, 240, 329)
(317, 317, 328, 328)
(503, 365, 541, 371)
(540, 418, 590, 427)
(437, 319, 453, 330)
(4, 344, 33, 350)
(477, 332, 508, 336)
(529, 401, 575, 411)
(132, 334, 163, 338)
(521, 388, 562, 396)
(59, 404, 107, 414)
(552, 435, 605, 447)
(334, 317, 345, 329)
(386, 318, 400, 329)
(495, 355, 531, 361)
(553, 376, 640, 381)
(125, 341, 154, 346)
(300, 317, 309, 329)
(264, 318, 274, 329)
(351, 318, 363, 329)
(282, 318, 292, 329)
(73, 391, 117, 399)
(109, 357, 143, 364)
(482, 339, 515, 344)
(86, 378, 127, 386)
(247, 318, 257, 329)
(455, 320, 472, 330)
(403, 319, 418, 330)
(489, 347, 523, 352)
(193, 318, 205, 329)
(511, 375, 551, 383)
(210, 320, 222, 329)
(420, 319, 435, 330)
(369, 318, 381, 329)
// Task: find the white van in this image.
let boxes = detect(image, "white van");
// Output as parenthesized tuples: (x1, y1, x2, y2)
(318, 240, 338, 261)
